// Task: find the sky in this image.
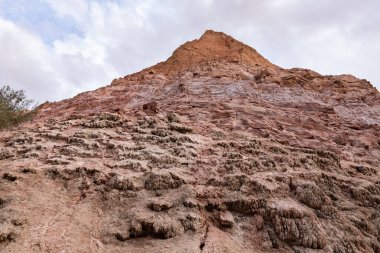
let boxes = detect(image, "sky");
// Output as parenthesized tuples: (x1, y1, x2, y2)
(0, 0, 379, 103)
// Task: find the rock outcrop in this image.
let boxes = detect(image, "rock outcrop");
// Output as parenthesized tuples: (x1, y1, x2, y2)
(1, 30, 380, 253)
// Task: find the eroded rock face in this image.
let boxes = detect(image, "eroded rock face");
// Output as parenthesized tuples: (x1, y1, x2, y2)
(1, 30, 380, 252)
(294, 182, 331, 209)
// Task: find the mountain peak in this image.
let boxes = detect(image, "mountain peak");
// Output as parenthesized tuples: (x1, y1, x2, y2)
(149, 30, 275, 76)
(5, 28, 380, 253)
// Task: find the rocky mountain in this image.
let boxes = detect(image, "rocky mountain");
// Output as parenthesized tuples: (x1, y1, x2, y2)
(1, 30, 380, 253)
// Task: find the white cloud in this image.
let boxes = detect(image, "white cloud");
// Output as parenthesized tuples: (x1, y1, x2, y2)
(53, 34, 107, 64)
(41, 0, 89, 23)
(0, 18, 69, 102)
(0, 13, 117, 102)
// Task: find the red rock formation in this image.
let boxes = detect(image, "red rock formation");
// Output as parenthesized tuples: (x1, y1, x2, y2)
(148, 30, 277, 75)
(1, 30, 380, 253)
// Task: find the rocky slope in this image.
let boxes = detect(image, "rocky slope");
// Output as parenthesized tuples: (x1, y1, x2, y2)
(1, 30, 380, 253)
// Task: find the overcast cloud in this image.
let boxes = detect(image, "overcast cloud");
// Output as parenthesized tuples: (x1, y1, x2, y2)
(0, 0, 379, 103)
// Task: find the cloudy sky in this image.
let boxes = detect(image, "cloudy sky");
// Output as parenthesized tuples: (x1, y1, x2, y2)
(0, 0, 379, 103)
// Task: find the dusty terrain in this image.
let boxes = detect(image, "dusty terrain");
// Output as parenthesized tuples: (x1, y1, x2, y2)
(1, 30, 380, 253)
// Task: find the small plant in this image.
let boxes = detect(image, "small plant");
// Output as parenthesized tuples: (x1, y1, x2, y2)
(0, 85, 36, 129)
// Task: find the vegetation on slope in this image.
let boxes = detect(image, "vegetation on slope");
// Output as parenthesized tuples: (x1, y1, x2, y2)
(0, 85, 36, 129)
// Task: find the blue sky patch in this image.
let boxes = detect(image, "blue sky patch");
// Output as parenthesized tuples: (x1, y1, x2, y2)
(0, 0, 83, 45)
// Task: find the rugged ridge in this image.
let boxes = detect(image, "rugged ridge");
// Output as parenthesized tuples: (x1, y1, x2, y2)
(147, 30, 277, 75)
(1, 30, 380, 253)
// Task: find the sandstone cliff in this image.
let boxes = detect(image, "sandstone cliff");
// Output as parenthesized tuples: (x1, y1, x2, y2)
(1, 30, 380, 253)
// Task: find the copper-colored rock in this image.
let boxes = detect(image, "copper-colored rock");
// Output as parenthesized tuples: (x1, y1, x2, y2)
(1, 30, 380, 252)
(148, 30, 277, 76)
(143, 101, 159, 113)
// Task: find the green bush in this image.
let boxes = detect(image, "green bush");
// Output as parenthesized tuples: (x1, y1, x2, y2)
(0, 85, 36, 129)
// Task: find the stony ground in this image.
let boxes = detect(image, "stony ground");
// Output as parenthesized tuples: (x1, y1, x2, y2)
(1, 30, 380, 252)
